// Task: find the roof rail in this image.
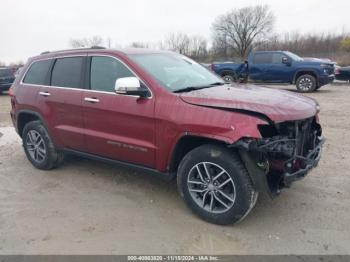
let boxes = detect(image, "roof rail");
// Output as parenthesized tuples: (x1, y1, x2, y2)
(40, 46, 106, 55)
(90, 46, 106, 49)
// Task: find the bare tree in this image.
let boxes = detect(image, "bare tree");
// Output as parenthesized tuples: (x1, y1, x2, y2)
(165, 32, 191, 55)
(212, 5, 274, 59)
(164, 33, 209, 60)
(0, 60, 5, 67)
(130, 42, 149, 48)
(9, 61, 24, 67)
(106, 37, 112, 48)
(255, 32, 350, 65)
(211, 30, 231, 60)
(69, 35, 104, 48)
(189, 35, 208, 59)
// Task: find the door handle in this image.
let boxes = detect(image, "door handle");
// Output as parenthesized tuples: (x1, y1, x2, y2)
(39, 91, 51, 97)
(84, 97, 100, 103)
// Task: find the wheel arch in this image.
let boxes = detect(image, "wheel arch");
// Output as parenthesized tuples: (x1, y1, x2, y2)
(219, 69, 237, 78)
(167, 134, 230, 174)
(16, 110, 48, 138)
(293, 70, 318, 84)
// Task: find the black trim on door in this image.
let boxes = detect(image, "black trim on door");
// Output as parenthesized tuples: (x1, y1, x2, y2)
(82, 56, 91, 90)
(44, 59, 55, 86)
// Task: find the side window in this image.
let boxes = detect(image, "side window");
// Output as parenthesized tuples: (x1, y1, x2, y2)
(272, 53, 286, 64)
(90, 56, 134, 92)
(51, 57, 83, 88)
(252, 53, 273, 64)
(23, 60, 52, 85)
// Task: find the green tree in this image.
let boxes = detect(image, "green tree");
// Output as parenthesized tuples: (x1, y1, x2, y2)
(340, 38, 350, 52)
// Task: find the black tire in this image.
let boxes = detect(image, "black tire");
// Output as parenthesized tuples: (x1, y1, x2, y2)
(22, 120, 64, 170)
(296, 74, 317, 92)
(177, 144, 258, 225)
(221, 71, 237, 83)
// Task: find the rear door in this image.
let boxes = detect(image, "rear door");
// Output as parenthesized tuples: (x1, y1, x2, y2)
(37, 55, 86, 150)
(82, 55, 156, 167)
(19, 60, 52, 126)
(248, 53, 272, 81)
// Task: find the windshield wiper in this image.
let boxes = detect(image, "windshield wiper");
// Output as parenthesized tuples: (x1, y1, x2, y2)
(173, 87, 199, 93)
(173, 82, 225, 93)
(208, 82, 225, 86)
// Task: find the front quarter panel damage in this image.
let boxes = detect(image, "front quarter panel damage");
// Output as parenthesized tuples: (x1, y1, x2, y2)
(155, 94, 268, 171)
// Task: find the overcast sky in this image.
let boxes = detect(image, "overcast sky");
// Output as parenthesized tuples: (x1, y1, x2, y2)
(1, 0, 349, 64)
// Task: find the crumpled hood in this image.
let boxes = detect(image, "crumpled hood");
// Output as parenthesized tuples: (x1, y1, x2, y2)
(180, 84, 318, 123)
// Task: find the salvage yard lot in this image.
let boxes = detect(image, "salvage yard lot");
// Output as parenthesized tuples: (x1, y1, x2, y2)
(0, 83, 349, 254)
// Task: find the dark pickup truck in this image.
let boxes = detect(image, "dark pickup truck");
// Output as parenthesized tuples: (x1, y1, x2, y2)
(211, 51, 335, 92)
(0, 68, 15, 93)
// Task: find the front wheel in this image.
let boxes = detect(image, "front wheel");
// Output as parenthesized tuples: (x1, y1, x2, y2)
(296, 74, 317, 92)
(177, 144, 258, 225)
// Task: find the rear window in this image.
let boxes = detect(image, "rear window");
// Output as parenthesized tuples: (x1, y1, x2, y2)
(23, 60, 51, 85)
(252, 53, 273, 64)
(51, 57, 83, 88)
(0, 69, 13, 77)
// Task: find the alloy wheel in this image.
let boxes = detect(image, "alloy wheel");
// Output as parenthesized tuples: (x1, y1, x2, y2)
(298, 77, 313, 91)
(26, 130, 46, 163)
(187, 162, 236, 214)
(223, 75, 235, 83)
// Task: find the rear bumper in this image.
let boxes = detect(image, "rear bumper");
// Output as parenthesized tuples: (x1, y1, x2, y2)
(318, 74, 335, 87)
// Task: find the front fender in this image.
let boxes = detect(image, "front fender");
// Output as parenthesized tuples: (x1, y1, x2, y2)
(293, 68, 320, 83)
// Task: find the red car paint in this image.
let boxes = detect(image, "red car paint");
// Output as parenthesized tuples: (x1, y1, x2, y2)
(10, 48, 319, 173)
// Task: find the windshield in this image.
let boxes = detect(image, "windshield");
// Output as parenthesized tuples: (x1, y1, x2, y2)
(285, 51, 303, 61)
(129, 53, 224, 92)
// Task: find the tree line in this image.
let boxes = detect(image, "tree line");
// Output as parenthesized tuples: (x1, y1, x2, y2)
(68, 5, 350, 65)
(2, 5, 350, 66)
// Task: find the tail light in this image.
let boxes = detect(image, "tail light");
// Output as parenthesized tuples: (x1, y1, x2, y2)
(335, 67, 340, 75)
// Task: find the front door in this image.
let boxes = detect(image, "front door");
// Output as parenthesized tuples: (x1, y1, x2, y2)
(82, 55, 156, 167)
(264, 53, 294, 82)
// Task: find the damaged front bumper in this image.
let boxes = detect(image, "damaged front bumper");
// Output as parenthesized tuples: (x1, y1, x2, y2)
(283, 138, 324, 186)
(231, 117, 324, 197)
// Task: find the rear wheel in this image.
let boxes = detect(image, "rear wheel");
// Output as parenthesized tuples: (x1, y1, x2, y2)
(296, 74, 317, 92)
(22, 120, 64, 170)
(221, 72, 237, 83)
(177, 144, 258, 225)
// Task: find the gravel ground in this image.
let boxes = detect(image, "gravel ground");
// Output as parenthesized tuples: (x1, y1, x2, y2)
(0, 83, 349, 255)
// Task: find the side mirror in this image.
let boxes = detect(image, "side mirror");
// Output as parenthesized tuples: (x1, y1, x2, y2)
(282, 57, 291, 66)
(115, 77, 150, 98)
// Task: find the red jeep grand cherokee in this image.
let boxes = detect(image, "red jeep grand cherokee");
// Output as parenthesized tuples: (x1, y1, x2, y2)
(10, 47, 324, 225)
